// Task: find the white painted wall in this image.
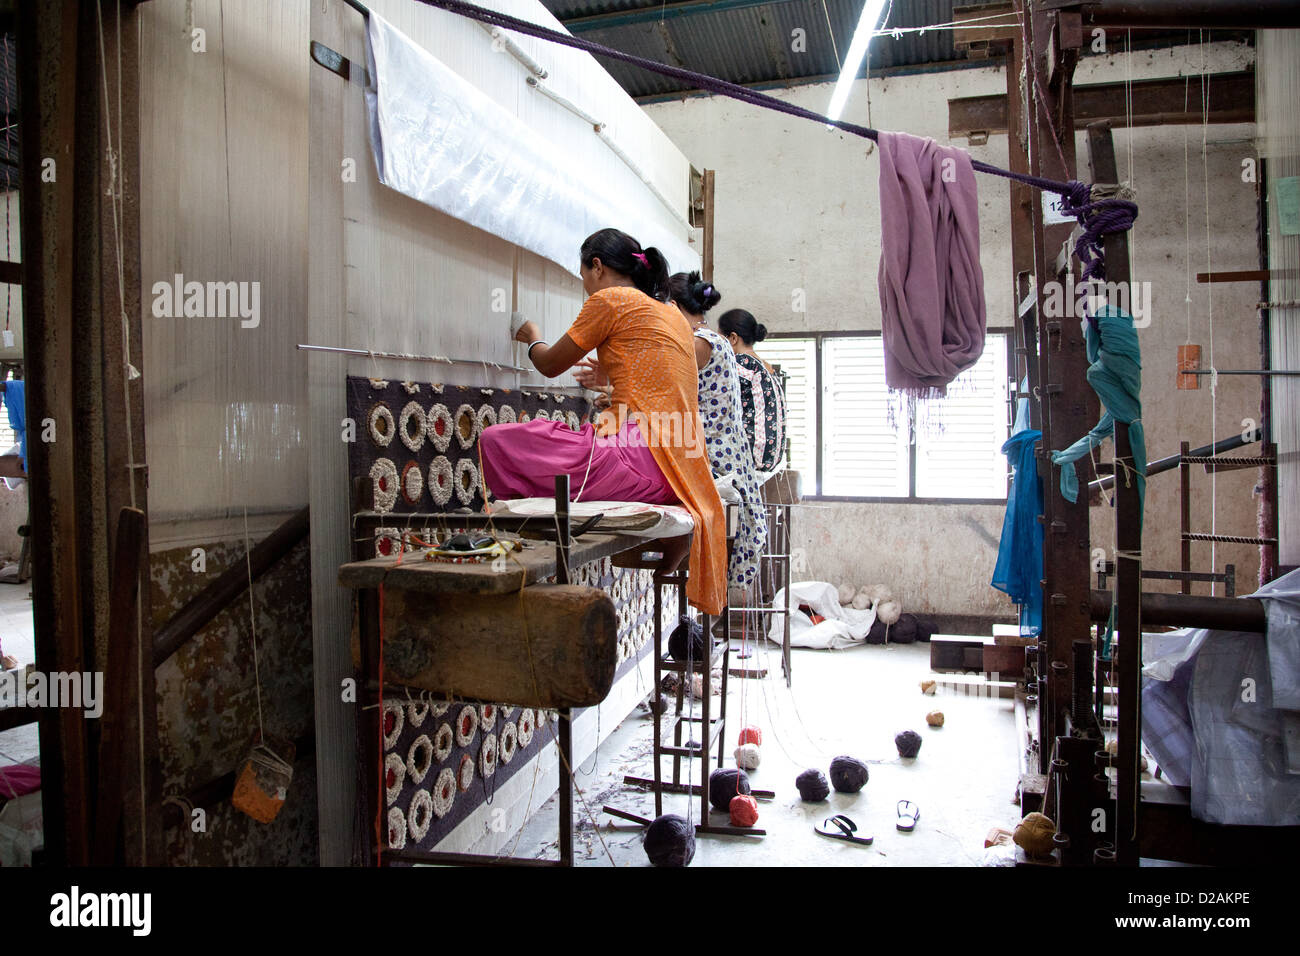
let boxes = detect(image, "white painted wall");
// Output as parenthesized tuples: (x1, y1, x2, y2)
(644, 40, 1264, 615)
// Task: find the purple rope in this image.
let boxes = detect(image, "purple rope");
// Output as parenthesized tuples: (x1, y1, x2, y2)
(1060, 183, 1140, 282)
(368, 0, 1135, 238)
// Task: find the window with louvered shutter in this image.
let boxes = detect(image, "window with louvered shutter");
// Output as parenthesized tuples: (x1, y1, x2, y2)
(914, 335, 1009, 499)
(754, 333, 1010, 501)
(753, 337, 815, 479)
(821, 336, 909, 497)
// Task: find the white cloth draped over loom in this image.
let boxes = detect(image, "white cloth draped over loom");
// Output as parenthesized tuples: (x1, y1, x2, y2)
(362, 12, 698, 278)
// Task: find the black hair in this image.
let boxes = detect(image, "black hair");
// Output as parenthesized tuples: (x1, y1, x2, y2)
(580, 228, 670, 301)
(718, 308, 767, 345)
(666, 271, 722, 316)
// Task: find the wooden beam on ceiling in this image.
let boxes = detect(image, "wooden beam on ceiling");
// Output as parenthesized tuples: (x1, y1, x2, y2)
(948, 70, 1255, 138)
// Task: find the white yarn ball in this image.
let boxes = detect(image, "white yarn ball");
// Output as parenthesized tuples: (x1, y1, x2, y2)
(868, 584, 893, 607)
(877, 601, 902, 625)
(851, 591, 871, 610)
(734, 743, 762, 770)
(837, 583, 857, 606)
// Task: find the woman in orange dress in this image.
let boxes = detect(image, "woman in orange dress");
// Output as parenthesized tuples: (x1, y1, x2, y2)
(478, 228, 727, 615)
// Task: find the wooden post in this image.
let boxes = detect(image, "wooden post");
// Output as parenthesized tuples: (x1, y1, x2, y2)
(18, 0, 92, 867)
(701, 169, 715, 282)
(1028, 8, 1085, 773)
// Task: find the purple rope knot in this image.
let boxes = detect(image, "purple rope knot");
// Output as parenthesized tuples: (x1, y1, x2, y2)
(1059, 180, 1139, 283)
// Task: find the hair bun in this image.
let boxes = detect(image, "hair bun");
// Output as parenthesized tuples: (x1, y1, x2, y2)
(754, 323, 768, 342)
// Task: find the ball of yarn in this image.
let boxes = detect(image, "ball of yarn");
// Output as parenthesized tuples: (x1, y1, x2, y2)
(737, 725, 763, 747)
(708, 768, 751, 813)
(667, 615, 706, 664)
(895, 730, 923, 758)
(926, 710, 945, 727)
(876, 600, 902, 625)
(851, 590, 871, 610)
(837, 583, 856, 606)
(795, 768, 830, 802)
(867, 584, 893, 607)
(729, 794, 759, 828)
(644, 814, 696, 867)
(829, 755, 870, 793)
(890, 613, 919, 644)
(919, 679, 937, 695)
(865, 619, 888, 644)
(734, 742, 762, 770)
(1012, 812, 1056, 859)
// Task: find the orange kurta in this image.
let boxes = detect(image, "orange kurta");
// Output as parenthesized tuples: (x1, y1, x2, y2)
(566, 286, 726, 614)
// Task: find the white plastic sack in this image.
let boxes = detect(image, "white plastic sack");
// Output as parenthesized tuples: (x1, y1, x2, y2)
(1251, 567, 1300, 711)
(363, 13, 697, 279)
(768, 580, 876, 649)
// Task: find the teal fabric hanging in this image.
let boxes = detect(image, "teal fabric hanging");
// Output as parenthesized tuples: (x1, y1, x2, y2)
(1050, 305, 1146, 526)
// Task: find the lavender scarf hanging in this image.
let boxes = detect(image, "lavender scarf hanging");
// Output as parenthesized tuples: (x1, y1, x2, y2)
(877, 131, 987, 396)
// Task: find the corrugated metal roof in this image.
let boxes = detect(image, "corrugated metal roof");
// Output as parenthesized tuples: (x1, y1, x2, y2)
(540, 0, 962, 99)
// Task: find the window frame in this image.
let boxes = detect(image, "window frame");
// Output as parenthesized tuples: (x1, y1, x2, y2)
(762, 329, 1014, 505)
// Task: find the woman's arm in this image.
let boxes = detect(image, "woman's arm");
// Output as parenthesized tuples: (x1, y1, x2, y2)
(514, 320, 589, 378)
(693, 336, 713, 371)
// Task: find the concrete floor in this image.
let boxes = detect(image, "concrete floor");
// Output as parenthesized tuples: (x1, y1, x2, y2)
(515, 638, 1020, 866)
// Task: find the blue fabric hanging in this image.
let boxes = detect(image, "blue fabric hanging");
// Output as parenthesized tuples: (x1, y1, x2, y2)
(992, 427, 1043, 637)
(3, 379, 26, 474)
(1050, 305, 1146, 526)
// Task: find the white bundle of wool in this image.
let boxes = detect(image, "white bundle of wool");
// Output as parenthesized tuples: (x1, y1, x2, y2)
(867, 584, 893, 607)
(876, 601, 902, 626)
(734, 743, 762, 770)
(851, 589, 872, 610)
(837, 583, 857, 606)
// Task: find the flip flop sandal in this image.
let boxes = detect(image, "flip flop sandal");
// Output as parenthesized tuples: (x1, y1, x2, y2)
(896, 800, 920, 832)
(814, 814, 874, 846)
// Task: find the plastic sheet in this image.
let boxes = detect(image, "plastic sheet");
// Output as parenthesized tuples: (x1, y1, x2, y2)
(768, 581, 876, 650)
(363, 12, 698, 280)
(1140, 608, 1300, 825)
(1251, 568, 1300, 711)
(1189, 631, 1300, 826)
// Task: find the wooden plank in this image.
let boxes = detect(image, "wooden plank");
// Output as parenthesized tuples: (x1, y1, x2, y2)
(339, 530, 643, 593)
(372, 584, 617, 708)
(701, 168, 715, 282)
(153, 507, 310, 666)
(949, 71, 1255, 138)
(952, 2, 1020, 51)
(93, 507, 146, 865)
(1195, 269, 1272, 283)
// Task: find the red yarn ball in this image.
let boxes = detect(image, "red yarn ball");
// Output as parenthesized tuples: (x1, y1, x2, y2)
(737, 726, 763, 747)
(729, 794, 759, 827)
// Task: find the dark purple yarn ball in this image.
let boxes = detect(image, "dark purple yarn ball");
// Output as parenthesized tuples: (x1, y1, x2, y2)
(895, 730, 923, 758)
(829, 755, 870, 793)
(644, 814, 695, 867)
(796, 768, 830, 801)
(708, 767, 751, 812)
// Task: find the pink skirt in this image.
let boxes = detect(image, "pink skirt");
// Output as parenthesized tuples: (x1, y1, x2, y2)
(479, 418, 678, 504)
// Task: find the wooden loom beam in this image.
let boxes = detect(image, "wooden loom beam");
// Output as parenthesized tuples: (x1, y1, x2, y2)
(1026, 3, 1089, 777)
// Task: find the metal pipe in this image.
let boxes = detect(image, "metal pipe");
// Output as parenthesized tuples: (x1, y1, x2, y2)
(1090, 429, 1260, 492)
(1186, 369, 1300, 376)
(297, 342, 529, 374)
(1088, 589, 1265, 632)
(481, 23, 547, 78)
